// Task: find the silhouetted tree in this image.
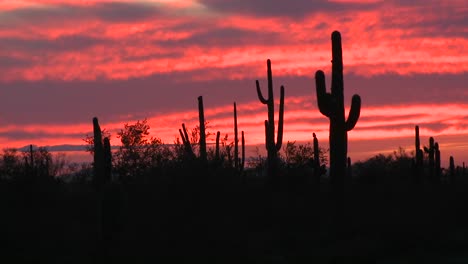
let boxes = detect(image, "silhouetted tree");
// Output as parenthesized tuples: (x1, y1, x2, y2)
(0, 148, 23, 180)
(114, 119, 172, 179)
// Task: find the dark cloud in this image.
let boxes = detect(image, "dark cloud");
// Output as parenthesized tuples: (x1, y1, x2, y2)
(0, 55, 32, 68)
(355, 122, 451, 134)
(359, 114, 427, 123)
(0, 131, 84, 141)
(91, 2, 162, 22)
(160, 27, 285, 48)
(0, 5, 76, 26)
(0, 2, 163, 26)
(17, 144, 88, 152)
(0, 35, 109, 53)
(1, 71, 466, 127)
(380, 4, 467, 38)
(200, 0, 379, 17)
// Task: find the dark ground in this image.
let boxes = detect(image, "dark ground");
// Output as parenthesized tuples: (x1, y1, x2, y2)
(1, 171, 468, 263)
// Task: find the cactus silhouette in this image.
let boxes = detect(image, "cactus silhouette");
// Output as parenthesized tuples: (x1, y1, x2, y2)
(449, 156, 455, 182)
(256, 59, 284, 179)
(215, 131, 221, 162)
(347, 157, 352, 178)
(92, 118, 112, 190)
(179, 123, 194, 159)
(415, 126, 423, 166)
(435, 142, 441, 181)
(241, 131, 245, 172)
(103, 137, 112, 183)
(312, 133, 326, 183)
(93, 117, 105, 190)
(234, 102, 239, 170)
(424, 137, 435, 179)
(315, 31, 361, 187)
(198, 96, 207, 162)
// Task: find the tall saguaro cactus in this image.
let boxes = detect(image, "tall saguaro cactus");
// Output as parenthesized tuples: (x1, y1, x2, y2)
(315, 31, 361, 186)
(198, 96, 207, 162)
(256, 59, 284, 178)
(234, 102, 239, 170)
(241, 131, 245, 172)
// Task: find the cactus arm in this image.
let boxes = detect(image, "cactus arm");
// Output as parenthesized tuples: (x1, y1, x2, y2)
(181, 123, 190, 143)
(275, 85, 284, 151)
(178, 129, 186, 144)
(315, 70, 332, 117)
(256, 80, 268, 104)
(345, 94, 361, 131)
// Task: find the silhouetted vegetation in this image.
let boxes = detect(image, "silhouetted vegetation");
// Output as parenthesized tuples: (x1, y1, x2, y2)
(1, 31, 467, 263)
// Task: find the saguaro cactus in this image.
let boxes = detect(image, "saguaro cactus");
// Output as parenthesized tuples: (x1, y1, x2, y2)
(256, 59, 284, 178)
(347, 157, 352, 178)
(450, 156, 455, 182)
(179, 123, 194, 159)
(315, 31, 361, 186)
(424, 137, 435, 179)
(92, 117, 112, 189)
(198, 96, 207, 162)
(234, 102, 239, 170)
(103, 137, 112, 183)
(215, 131, 221, 162)
(312, 133, 325, 183)
(241, 131, 245, 172)
(415, 126, 424, 167)
(93, 117, 105, 189)
(435, 142, 441, 181)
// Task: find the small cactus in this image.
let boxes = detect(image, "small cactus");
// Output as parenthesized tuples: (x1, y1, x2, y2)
(415, 126, 423, 167)
(215, 131, 221, 162)
(450, 156, 455, 182)
(179, 123, 194, 159)
(241, 131, 245, 172)
(435, 142, 441, 181)
(424, 137, 435, 179)
(313, 133, 326, 183)
(347, 157, 352, 178)
(198, 96, 207, 162)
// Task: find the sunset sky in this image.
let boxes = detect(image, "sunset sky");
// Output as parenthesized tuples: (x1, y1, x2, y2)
(0, 0, 467, 167)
